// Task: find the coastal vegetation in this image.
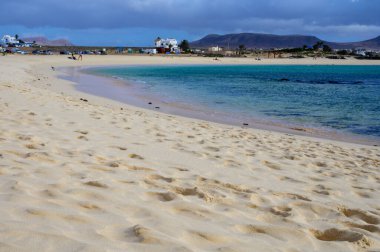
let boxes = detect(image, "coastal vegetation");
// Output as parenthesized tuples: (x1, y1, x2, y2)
(179, 40, 190, 53)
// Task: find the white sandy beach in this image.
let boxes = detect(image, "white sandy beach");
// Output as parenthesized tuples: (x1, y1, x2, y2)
(0, 55, 380, 252)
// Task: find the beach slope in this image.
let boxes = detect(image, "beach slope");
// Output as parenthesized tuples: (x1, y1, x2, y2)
(0, 55, 379, 252)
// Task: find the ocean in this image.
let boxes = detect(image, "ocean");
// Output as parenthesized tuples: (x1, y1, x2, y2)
(84, 65, 380, 140)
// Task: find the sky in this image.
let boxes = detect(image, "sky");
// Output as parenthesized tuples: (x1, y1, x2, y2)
(0, 0, 379, 46)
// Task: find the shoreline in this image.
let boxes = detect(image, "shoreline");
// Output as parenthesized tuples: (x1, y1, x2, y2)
(59, 64, 380, 146)
(1, 55, 380, 251)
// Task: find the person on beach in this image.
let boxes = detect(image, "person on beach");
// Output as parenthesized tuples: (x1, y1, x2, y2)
(78, 52, 83, 61)
(71, 53, 76, 60)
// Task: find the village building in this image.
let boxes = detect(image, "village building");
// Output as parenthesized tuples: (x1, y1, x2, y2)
(1, 35, 36, 47)
(1, 35, 19, 46)
(154, 37, 179, 53)
(353, 48, 367, 56)
(141, 48, 157, 54)
(208, 46, 223, 52)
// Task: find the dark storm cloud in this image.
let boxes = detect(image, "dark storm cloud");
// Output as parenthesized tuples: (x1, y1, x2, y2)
(2, 0, 380, 37)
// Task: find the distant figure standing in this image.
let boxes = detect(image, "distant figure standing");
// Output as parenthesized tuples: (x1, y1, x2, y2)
(78, 52, 83, 61)
(71, 53, 76, 60)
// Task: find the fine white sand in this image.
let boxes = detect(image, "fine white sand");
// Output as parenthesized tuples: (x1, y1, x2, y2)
(0, 55, 379, 252)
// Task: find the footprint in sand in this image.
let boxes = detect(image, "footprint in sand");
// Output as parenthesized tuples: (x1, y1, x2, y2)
(75, 130, 88, 135)
(128, 153, 144, 160)
(168, 167, 188, 172)
(110, 146, 127, 151)
(284, 154, 300, 160)
(126, 225, 162, 244)
(343, 221, 380, 233)
(147, 174, 174, 183)
(172, 186, 228, 204)
(355, 191, 372, 198)
(273, 192, 311, 202)
(279, 176, 304, 183)
(312, 184, 331, 196)
(84, 181, 108, 188)
(77, 135, 89, 141)
(261, 160, 281, 170)
(147, 191, 177, 202)
(204, 146, 220, 152)
(127, 165, 155, 172)
(172, 187, 199, 197)
(223, 159, 241, 168)
(311, 228, 371, 248)
(17, 134, 34, 141)
(185, 230, 231, 245)
(24, 152, 55, 163)
(234, 224, 305, 242)
(25, 143, 39, 150)
(339, 207, 380, 225)
(79, 202, 102, 211)
(270, 206, 292, 217)
(107, 161, 120, 168)
(172, 204, 211, 219)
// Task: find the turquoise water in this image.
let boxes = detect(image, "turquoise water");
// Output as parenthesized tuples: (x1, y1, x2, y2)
(87, 65, 380, 138)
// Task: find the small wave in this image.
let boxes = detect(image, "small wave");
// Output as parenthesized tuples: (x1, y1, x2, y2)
(112, 76, 124, 80)
(277, 78, 364, 85)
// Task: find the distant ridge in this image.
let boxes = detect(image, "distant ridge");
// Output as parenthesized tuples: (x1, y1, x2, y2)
(22, 36, 74, 46)
(190, 33, 380, 50)
(327, 36, 380, 50)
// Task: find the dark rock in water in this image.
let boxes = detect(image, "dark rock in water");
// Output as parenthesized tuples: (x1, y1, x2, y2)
(287, 112, 306, 117)
(148, 102, 152, 105)
(311, 80, 325, 84)
(120, 108, 123, 110)
(155, 107, 160, 109)
(279, 78, 290, 82)
(353, 81, 364, 84)
(328, 80, 339, 84)
(80, 98, 88, 102)
(243, 123, 249, 126)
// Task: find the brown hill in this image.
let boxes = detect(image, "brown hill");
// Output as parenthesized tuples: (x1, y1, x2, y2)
(327, 36, 380, 50)
(191, 33, 380, 50)
(22, 36, 74, 46)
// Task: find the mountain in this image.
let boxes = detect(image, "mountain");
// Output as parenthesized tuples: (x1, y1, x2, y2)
(22, 36, 74, 46)
(327, 36, 380, 49)
(190, 33, 380, 50)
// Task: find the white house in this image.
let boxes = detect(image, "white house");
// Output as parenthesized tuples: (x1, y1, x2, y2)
(141, 48, 157, 54)
(1, 35, 19, 46)
(155, 37, 178, 53)
(354, 48, 367, 56)
(208, 46, 223, 52)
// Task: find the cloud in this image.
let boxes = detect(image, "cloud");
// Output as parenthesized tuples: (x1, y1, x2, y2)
(1, 0, 379, 44)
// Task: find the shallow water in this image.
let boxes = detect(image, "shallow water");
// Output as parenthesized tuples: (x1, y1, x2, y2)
(86, 65, 380, 139)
